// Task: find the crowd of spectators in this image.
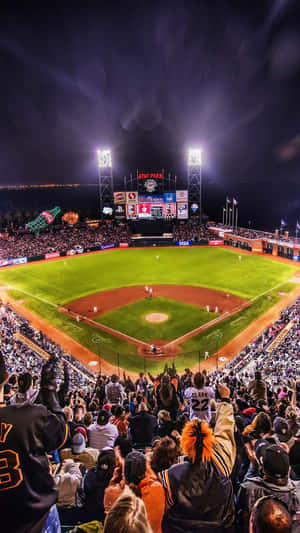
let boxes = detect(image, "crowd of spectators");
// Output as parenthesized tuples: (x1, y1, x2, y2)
(0, 220, 223, 262)
(1, 294, 300, 532)
(172, 220, 217, 242)
(0, 222, 131, 260)
(214, 223, 300, 245)
(0, 302, 96, 392)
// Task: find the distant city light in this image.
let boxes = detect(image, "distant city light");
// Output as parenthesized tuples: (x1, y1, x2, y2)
(97, 149, 112, 168)
(187, 148, 202, 167)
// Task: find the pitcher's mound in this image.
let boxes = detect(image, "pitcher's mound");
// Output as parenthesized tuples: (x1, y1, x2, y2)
(145, 313, 169, 323)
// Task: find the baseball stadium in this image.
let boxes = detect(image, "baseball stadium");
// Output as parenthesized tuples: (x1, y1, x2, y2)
(1, 154, 300, 533)
(2, 4, 300, 533)
(1, 163, 299, 378)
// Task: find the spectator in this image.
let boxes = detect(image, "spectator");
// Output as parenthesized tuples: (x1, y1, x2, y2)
(60, 430, 99, 470)
(156, 375, 179, 419)
(105, 374, 124, 406)
(285, 405, 300, 437)
(10, 372, 39, 405)
(184, 371, 215, 422)
(114, 434, 133, 459)
(248, 371, 267, 402)
(237, 443, 300, 530)
(74, 404, 85, 425)
(63, 405, 77, 445)
(157, 410, 176, 437)
(82, 448, 116, 522)
(136, 372, 148, 394)
(249, 496, 292, 533)
(54, 458, 82, 507)
(129, 402, 158, 447)
(83, 411, 94, 430)
(0, 355, 68, 533)
(88, 409, 118, 451)
(110, 405, 129, 435)
(160, 384, 236, 533)
(103, 487, 153, 533)
(105, 450, 165, 533)
(151, 436, 180, 474)
(274, 417, 294, 448)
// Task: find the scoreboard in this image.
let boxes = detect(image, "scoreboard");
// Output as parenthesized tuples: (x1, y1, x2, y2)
(114, 171, 188, 220)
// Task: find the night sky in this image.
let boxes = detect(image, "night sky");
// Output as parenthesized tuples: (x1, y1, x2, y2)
(1, 1, 300, 230)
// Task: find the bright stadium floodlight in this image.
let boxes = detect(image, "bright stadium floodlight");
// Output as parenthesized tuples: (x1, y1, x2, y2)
(187, 148, 202, 167)
(97, 149, 112, 168)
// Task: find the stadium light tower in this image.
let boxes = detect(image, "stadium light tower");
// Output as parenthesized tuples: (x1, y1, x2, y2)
(97, 149, 113, 221)
(97, 149, 112, 169)
(187, 147, 202, 223)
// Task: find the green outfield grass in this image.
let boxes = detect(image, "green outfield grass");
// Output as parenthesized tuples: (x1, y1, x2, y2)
(0, 247, 297, 372)
(97, 297, 218, 341)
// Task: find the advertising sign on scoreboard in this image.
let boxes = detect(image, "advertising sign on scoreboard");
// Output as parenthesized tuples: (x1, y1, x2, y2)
(176, 190, 188, 202)
(164, 203, 176, 218)
(126, 204, 138, 218)
(138, 203, 151, 217)
(164, 192, 176, 203)
(126, 191, 138, 204)
(139, 195, 164, 203)
(177, 202, 188, 219)
(138, 203, 165, 218)
(114, 191, 126, 204)
(114, 204, 126, 218)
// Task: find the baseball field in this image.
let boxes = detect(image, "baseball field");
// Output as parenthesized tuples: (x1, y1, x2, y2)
(0, 246, 297, 374)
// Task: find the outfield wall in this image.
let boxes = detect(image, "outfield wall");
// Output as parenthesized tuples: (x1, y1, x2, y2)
(0, 238, 225, 268)
(2, 232, 299, 269)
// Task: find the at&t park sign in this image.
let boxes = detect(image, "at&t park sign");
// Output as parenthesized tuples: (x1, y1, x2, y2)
(138, 172, 163, 179)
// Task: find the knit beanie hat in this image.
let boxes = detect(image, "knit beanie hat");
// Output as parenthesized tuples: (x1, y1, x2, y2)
(124, 451, 146, 485)
(97, 448, 115, 472)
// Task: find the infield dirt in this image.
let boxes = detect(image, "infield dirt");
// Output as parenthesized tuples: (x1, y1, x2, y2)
(64, 285, 246, 316)
(3, 282, 300, 378)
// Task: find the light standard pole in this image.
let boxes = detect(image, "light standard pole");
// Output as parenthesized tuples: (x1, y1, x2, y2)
(187, 148, 202, 223)
(97, 149, 113, 222)
(91, 335, 102, 376)
(215, 331, 223, 371)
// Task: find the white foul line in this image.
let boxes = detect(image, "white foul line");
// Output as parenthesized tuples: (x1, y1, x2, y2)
(5, 285, 83, 331)
(6, 285, 59, 308)
(250, 279, 293, 302)
(6, 277, 296, 351)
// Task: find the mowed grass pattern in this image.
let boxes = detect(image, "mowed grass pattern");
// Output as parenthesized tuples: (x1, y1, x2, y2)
(97, 297, 218, 341)
(0, 247, 295, 305)
(0, 248, 297, 372)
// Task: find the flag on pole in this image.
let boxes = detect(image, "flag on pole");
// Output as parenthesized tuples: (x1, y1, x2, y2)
(226, 196, 231, 204)
(296, 221, 300, 231)
(281, 219, 286, 226)
(233, 198, 238, 206)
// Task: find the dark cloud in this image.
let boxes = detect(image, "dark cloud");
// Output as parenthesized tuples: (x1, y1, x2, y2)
(0, 1, 300, 230)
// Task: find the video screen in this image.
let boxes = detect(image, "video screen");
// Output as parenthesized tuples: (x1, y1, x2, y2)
(115, 190, 188, 220)
(138, 202, 176, 219)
